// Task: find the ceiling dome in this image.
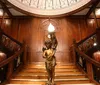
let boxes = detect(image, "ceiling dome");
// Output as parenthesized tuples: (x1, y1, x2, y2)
(7, 0, 91, 17)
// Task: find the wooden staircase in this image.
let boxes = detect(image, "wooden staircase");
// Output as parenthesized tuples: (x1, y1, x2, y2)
(6, 63, 96, 85)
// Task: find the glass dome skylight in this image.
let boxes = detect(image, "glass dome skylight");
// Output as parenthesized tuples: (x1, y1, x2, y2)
(7, 0, 91, 16)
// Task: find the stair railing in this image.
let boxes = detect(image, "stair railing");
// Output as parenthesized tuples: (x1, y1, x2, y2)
(73, 33, 100, 85)
(0, 29, 27, 84)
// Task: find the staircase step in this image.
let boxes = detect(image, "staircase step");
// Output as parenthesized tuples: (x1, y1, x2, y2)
(60, 83, 96, 85)
(6, 84, 95, 85)
(10, 78, 90, 84)
(6, 84, 42, 85)
(24, 65, 77, 69)
(21, 68, 80, 73)
(18, 71, 82, 75)
(11, 78, 89, 81)
(9, 80, 90, 84)
(6, 63, 95, 85)
(13, 75, 86, 79)
(9, 80, 45, 84)
(17, 72, 83, 76)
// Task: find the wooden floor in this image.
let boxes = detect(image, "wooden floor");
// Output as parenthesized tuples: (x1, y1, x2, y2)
(6, 62, 96, 85)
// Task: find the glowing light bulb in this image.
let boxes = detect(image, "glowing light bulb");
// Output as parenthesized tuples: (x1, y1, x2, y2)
(48, 23, 55, 32)
(93, 42, 97, 46)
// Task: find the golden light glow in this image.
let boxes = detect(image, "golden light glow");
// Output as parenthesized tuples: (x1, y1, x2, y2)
(89, 19, 94, 24)
(48, 23, 55, 33)
(5, 20, 11, 25)
(93, 42, 97, 46)
(0, 9, 3, 16)
(95, 9, 100, 15)
(48, 34, 51, 38)
(5, 20, 9, 24)
(0, 52, 6, 56)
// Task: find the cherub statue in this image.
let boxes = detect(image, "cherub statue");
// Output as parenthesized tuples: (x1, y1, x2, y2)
(43, 40, 56, 85)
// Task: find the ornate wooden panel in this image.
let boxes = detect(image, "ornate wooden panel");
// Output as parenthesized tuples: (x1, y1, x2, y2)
(3, 16, 97, 63)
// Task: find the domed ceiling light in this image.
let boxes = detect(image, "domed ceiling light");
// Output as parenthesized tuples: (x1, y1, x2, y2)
(7, 0, 91, 16)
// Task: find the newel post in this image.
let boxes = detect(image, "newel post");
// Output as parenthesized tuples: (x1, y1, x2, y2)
(86, 61, 93, 82)
(6, 61, 14, 81)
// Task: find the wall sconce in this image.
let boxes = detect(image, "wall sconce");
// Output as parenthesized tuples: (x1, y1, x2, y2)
(0, 9, 3, 16)
(95, 9, 100, 16)
(5, 19, 11, 25)
(89, 19, 94, 24)
(48, 23, 55, 33)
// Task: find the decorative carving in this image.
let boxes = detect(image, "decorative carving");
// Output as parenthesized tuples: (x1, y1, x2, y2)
(2, 35, 21, 52)
(78, 35, 97, 52)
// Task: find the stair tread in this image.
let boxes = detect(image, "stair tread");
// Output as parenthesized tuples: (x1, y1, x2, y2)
(11, 78, 89, 82)
(24, 65, 77, 69)
(9, 80, 90, 84)
(21, 69, 80, 72)
(18, 72, 82, 75)
(13, 75, 86, 79)
(6, 84, 42, 85)
(60, 84, 96, 85)
(6, 83, 96, 85)
(6, 84, 95, 85)
(17, 73, 85, 76)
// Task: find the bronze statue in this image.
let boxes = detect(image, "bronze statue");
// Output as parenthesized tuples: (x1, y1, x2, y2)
(49, 32, 58, 50)
(42, 32, 58, 85)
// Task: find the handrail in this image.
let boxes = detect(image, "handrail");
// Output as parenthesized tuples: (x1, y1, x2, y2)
(2, 31, 22, 46)
(77, 32, 96, 45)
(74, 46, 100, 67)
(0, 28, 27, 84)
(0, 47, 24, 68)
(73, 32, 100, 85)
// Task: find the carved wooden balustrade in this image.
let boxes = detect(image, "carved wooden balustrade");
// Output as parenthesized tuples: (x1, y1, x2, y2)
(73, 32, 100, 85)
(0, 29, 27, 84)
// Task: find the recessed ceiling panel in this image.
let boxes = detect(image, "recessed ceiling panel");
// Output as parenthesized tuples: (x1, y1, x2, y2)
(7, 0, 91, 16)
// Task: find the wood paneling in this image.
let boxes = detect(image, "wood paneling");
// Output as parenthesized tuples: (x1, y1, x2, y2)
(2, 16, 97, 63)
